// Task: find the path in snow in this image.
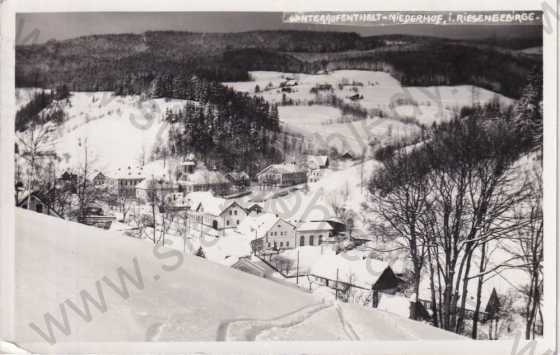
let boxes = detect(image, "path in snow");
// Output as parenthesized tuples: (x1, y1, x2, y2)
(217, 301, 332, 341)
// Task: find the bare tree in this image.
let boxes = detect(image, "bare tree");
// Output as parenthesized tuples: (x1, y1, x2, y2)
(419, 116, 528, 333)
(501, 163, 543, 339)
(174, 211, 191, 254)
(17, 121, 57, 208)
(368, 147, 430, 320)
(75, 138, 108, 221)
(145, 178, 161, 244)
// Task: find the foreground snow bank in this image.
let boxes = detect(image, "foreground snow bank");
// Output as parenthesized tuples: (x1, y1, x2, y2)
(14, 209, 464, 352)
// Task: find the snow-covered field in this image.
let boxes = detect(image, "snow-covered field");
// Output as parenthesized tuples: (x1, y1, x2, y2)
(224, 70, 513, 128)
(279, 106, 416, 154)
(14, 209, 462, 352)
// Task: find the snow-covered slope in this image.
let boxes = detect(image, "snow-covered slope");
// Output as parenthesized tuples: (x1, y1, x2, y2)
(17, 91, 187, 172)
(225, 70, 513, 140)
(14, 209, 462, 352)
(16, 88, 50, 111)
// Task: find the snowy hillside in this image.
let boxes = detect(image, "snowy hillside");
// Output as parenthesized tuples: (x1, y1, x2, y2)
(224, 70, 513, 155)
(16, 88, 50, 111)
(14, 209, 462, 351)
(17, 91, 188, 172)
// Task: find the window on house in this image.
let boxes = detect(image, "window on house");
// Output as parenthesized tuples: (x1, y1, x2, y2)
(237, 220, 240, 225)
(300, 235, 305, 246)
(229, 210, 232, 216)
(36, 203, 43, 213)
(274, 241, 277, 249)
(280, 242, 284, 247)
(286, 242, 289, 247)
(226, 220, 230, 226)
(234, 210, 237, 215)
(318, 235, 323, 245)
(268, 242, 271, 247)
(309, 235, 314, 246)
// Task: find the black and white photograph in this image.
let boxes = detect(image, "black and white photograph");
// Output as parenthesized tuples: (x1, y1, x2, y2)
(0, 1, 556, 354)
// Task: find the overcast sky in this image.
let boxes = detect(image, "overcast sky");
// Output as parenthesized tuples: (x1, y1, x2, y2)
(17, 12, 542, 45)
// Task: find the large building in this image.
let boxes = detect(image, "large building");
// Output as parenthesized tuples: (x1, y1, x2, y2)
(178, 169, 232, 196)
(186, 191, 248, 231)
(238, 213, 296, 252)
(107, 166, 145, 196)
(177, 157, 231, 196)
(135, 179, 179, 202)
(296, 221, 334, 247)
(256, 163, 307, 188)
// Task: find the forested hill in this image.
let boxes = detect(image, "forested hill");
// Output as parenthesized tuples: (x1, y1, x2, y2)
(17, 30, 541, 98)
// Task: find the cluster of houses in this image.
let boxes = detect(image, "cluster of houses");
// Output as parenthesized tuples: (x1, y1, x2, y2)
(92, 153, 333, 202)
(180, 190, 340, 253)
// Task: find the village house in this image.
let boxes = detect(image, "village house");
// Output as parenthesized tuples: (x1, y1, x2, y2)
(178, 169, 232, 196)
(238, 213, 296, 252)
(135, 178, 180, 202)
(186, 191, 248, 232)
(177, 157, 231, 196)
(59, 171, 78, 185)
(225, 171, 250, 191)
(92, 171, 107, 186)
(307, 169, 323, 184)
(246, 203, 264, 216)
(231, 257, 269, 278)
(296, 221, 334, 247)
(309, 253, 402, 305)
(179, 153, 197, 174)
(107, 166, 145, 196)
(306, 155, 329, 183)
(256, 163, 307, 188)
(340, 151, 355, 161)
(17, 191, 63, 219)
(306, 155, 329, 170)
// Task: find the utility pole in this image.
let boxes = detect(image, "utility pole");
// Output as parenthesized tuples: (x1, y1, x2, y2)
(335, 268, 339, 301)
(253, 229, 257, 256)
(296, 249, 300, 285)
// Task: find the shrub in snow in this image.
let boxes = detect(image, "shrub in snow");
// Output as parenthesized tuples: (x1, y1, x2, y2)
(195, 246, 206, 259)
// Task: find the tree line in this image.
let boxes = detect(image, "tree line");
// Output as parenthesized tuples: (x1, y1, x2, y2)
(366, 70, 543, 339)
(156, 75, 284, 175)
(15, 85, 70, 132)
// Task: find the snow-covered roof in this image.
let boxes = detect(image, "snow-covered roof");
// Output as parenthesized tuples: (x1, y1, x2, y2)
(296, 221, 333, 232)
(185, 191, 237, 216)
(376, 293, 411, 318)
(179, 169, 230, 186)
(135, 178, 178, 190)
(107, 166, 145, 180)
(257, 163, 305, 176)
(310, 252, 391, 289)
(226, 171, 250, 180)
(306, 155, 329, 169)
(237, 212, 282, 239)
